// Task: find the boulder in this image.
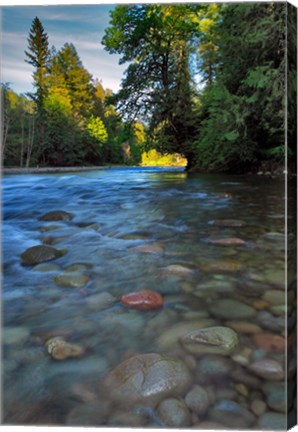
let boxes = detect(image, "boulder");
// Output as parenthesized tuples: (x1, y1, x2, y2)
(102, 353, 191, 407)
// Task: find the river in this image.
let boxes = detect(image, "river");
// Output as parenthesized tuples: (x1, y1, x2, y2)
(2, 167, 295, 428)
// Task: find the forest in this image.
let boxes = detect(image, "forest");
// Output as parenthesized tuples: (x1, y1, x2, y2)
(1, 2, 297, 172)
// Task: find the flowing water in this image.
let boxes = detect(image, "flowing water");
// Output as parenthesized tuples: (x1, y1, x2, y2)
(2, 167, 296, 428)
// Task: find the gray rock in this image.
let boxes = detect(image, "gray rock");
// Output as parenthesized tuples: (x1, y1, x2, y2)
(256, 310, 285, 332)
(85, 292, 116, 310)
(184, 385, 210, 415)
(103, 353, 191, 407)
(21, 245, 64, 265)
(210, 299, 256, 319)
(66, 402, 110, 426)
(262, 290, 285, 306)
(257, 412, 286, 429)
(54, 272, 89, 288)
(32, 263, 61, 272)
(196, 355, 234, 384)
(3, 326, 30, 346)
(263, 382, 286, 412)
(39, 210, 73, 221)
(209, 400, 256, 428)
(249, 359, 284, 380)
(157, 398, 191, 427)
(181, 326, 239, 355)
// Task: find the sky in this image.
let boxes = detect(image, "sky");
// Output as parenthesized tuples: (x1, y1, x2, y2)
(1, 4, 127, 95)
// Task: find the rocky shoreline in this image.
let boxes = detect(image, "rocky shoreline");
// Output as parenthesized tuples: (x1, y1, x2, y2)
(2, 166, 131, 175)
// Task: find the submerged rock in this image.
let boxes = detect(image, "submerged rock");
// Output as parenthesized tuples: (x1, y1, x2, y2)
(161, 264, 194, 276)
(157, 398, 191, 427)
(181, 326, 239, 355)
(21, 245, 64, 265)
(257, 412, 286, 429)
(184, 385, 210, 415)
(209, 400, 256, 428)
(249, 359, 284, 380)
(39, 210, 73, 221)
(201, 259, 244, 273)
(210, 299, 256, 319)
(102, 353, 191, 407)
(252, 333, 285, 352)
(54, 272, 89, 288)
(3, 326, 30, 346)
(209, 219, 246, 227)
(121, 289, 163, 310)
(206, 237, 246, 246)
(130, 243, 164, 254)
(46, 336, 85, 360)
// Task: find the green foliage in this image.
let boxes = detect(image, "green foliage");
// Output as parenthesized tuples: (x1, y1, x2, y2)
(87, 116, 108, 145)
(141, 149, 187, 167)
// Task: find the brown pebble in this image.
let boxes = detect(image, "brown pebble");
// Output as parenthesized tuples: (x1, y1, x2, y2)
(250, 399, 267, 416)
(252, 333, 286, 352)
(224, 321, 262, 334)
(253, 299, 270, 310)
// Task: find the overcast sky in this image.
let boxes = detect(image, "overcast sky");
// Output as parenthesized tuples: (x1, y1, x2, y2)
(1, 4, 127, 95)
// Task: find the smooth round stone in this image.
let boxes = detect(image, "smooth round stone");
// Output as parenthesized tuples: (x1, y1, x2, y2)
(206, 237, 246, 246)
(103, 353, 192, 408)
(262, 290, 285, 305)
(196, 355, 233, 384)
(263, 382, 286, 412)
(107, 411, 148, 427)
(194, 279, 236, 295)
(270, 305, 286, 316)
(54, 272, 89, 288)
(157, 398, 191, 427)
(39, 210, 73, 221)
(121, 289, 163, 311)
(32, 263, 61, 272)
(66, 402, 110, 426)
(224, 321, 261, 334)
(250, 399, 267, 416)
(21, 245, 64, 265)
(181, 326, 239, 355)
(253, 299, 270, 310)
(210, 299, 256, 319)
(3, 326, 30, 346)
(209, 219, 246, 227)
(130, 243, 164, 254)
(161, 264, 194, 276)
(252, 333, 285, 352)
(201, 259, 244, 273)
(257, 310, 284, 332)
(232, 347, 252, 366)
(184, 385, 210, 415)
(257, 412, 286, 429)
(197, 421, 227, 429)
(262, 269, 285, 288)
(85, 292, 116, 310)
(38, 224, 62, 232)
(209, 400, 256, 428)
(46, 337, 85, 360)
(65, 263, 92, 272)
(157, 319, 216, 351)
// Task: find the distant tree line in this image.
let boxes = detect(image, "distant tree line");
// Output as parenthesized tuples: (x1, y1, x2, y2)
(2, 17, 145, 167)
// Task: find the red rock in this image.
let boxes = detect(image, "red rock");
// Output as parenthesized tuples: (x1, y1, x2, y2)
(252, 333, 285, 352)
(121, 290, 163, 310)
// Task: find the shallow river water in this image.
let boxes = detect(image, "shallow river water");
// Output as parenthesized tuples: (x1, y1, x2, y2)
(2, 167, 296, 428)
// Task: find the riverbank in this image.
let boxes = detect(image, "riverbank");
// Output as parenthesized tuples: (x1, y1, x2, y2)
(2, 165, 133, 175)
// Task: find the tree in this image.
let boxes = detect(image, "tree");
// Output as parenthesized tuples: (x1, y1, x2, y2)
(102, 4, 202, 166)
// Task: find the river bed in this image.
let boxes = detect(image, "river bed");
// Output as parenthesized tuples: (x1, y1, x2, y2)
(2, 167, 295, 428)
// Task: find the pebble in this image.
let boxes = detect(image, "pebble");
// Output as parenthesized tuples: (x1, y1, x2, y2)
(252, 299, 269, 310)
(65, 263, 92, 272)
(45, 336, 85, 360)
(209, 219, 246, 227)
(206, 237, 246, 246)
(39, 210, 73, 221)
(201, 259, 244, 273)
(196, 355, 233, 384)
(157, 319, 216, 351)
(209, 400, 256, 428)
(121, 289, 163, 310)
(130, 243, 164, 254)
(250, 399, 267, 416)
(232, 347, 252, 366)
(224, 321, 261, 334)
(257, 310, 285, 332)
(263, 382, 286, 412)
(54, 272, 90, 288)
(252, 333, 285, 352)
(103, 353, 191, 407)
(234, 383, 249, 397)
(210, 299, 256, 319)
(249, 359, 284, 380)
(262, 290, 285, 305)
(3, 326, 30, 346)
(181, 326, 239, 355)
(157, 398, 191, 427)
(184, 385, 210, 415)
(21, 245, 64, 265)
(257, 412, 286, 429)
(161, 264, 194, 276)
(197, 421, 227, 429)
(85, 292, 116, 310)
(32, 263, 61, 272)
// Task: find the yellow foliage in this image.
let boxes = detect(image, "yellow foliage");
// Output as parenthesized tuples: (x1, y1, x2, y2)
(141, 149, 187, 167)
